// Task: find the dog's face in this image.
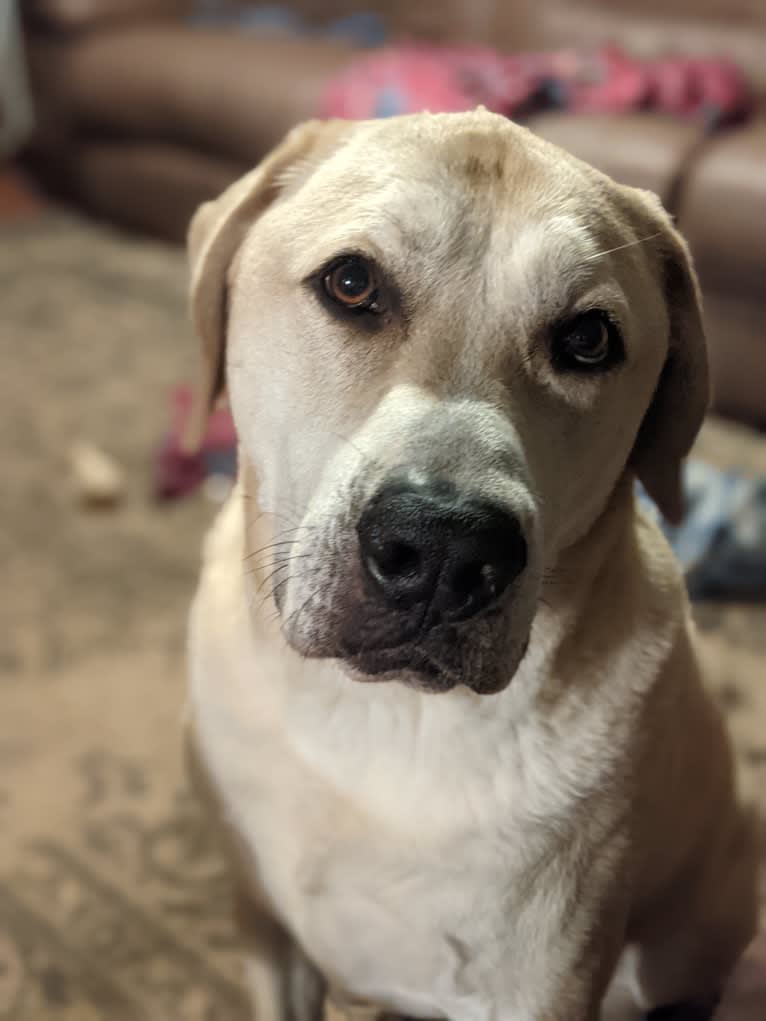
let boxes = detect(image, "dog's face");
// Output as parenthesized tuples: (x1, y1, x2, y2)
(188, 111, 707, 695)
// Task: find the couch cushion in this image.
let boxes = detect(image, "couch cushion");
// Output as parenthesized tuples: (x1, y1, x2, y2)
(702, 291, 766, 428)
(27, 26, 358, 164)
(526, 111, 703, 206)
(680, 117, 766, 298)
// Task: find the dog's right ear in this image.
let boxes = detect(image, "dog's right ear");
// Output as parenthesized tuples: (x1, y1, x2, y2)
(183, 118, 356, 451)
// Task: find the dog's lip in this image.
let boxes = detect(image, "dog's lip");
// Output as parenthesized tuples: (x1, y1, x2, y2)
(337, 636, 447, 681)
(338, 629, 531, 695)
(341, 649, 458, 695)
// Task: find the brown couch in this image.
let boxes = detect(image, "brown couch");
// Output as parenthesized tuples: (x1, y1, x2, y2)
(21, 0, 766, 426)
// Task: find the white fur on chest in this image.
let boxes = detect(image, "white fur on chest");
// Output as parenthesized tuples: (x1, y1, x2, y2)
(191, 624, 532, 1018)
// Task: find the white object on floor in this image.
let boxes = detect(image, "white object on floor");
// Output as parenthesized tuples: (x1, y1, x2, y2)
(70, 442, 126, 508)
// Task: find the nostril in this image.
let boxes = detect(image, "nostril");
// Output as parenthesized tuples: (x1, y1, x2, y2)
(367, 538, 421, 580)
(442, 526, 527, 618)
(450, 560, 488, 601)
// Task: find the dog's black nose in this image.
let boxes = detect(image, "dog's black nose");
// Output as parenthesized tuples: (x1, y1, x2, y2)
(356, 479, 527, 623)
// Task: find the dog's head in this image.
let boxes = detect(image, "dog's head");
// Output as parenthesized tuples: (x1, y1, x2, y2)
(187, 111, 708, 695)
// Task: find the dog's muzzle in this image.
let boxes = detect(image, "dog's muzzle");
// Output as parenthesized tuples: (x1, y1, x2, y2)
(283, 472, 532, 693)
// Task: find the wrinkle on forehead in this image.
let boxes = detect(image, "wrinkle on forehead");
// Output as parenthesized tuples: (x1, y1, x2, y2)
(483, 214, 601, 321)
(285, 172, 489, 284)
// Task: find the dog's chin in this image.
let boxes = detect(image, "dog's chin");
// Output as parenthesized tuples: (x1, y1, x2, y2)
(340, 645, 458, 693)
(340, 640, 529, 696)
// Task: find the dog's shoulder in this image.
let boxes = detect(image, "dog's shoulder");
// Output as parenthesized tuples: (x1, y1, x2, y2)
(188, 483, 256, 697)
(198, 480, 246, 580)
(631, 500, 688, 608)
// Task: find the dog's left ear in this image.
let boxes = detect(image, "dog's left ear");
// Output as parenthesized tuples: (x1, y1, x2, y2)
(628, 192, 710, 525)
(183, 118, 357, 451)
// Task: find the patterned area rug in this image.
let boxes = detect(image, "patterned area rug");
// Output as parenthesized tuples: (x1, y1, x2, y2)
(0, 212, 764, 1020)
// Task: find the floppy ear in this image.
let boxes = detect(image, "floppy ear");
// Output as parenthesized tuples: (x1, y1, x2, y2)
(183, 118, 356, 451)
(629, 195, 710, 525)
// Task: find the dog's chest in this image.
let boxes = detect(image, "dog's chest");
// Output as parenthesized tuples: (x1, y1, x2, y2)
(190, 642, 546, 1018)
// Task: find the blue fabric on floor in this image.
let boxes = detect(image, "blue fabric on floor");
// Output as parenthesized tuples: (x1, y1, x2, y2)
(637, 461, 766, 601)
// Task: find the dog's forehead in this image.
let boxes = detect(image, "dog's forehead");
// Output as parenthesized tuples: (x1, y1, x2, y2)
(321, 115, 595, 218)
(281, 114, 625, 292)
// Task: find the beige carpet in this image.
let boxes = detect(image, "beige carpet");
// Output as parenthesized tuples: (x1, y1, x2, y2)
(0, 212, 764, 1020)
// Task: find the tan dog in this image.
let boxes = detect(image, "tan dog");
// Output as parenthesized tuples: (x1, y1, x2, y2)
(185, 110, 758, 1021)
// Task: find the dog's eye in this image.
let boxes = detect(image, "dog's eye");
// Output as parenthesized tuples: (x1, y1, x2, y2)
(322, 257, 381, 314)
(551, 310, 622, 372)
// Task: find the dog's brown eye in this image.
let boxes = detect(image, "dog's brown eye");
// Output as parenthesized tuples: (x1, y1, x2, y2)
(323, 257, 380, 313)
(552, 310, 622, 373)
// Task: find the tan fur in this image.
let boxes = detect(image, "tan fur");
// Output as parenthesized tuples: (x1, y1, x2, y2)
(185, 111, 757, 1021)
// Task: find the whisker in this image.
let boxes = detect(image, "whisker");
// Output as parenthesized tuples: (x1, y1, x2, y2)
(252, 561, 291, 592)
(242, 520, 317, 559)
(243, 517, 313, 535)
(517, 347, 536, 372)
(254, 555, 310, 592)
(243, 504, 313, 532)
(267, 573, 293, 605)
(259, 573, 293, 616)
(281, 586, 319, 643)
(585, 232, 662, 262)
(243, 537, 301, 563)
(245, 553, 310, 582)
(259, 559, 325, 618)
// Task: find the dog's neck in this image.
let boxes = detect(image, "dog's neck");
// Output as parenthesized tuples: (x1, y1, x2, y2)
(524, 472, 662, 706)
(540, 472, 638, 611)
